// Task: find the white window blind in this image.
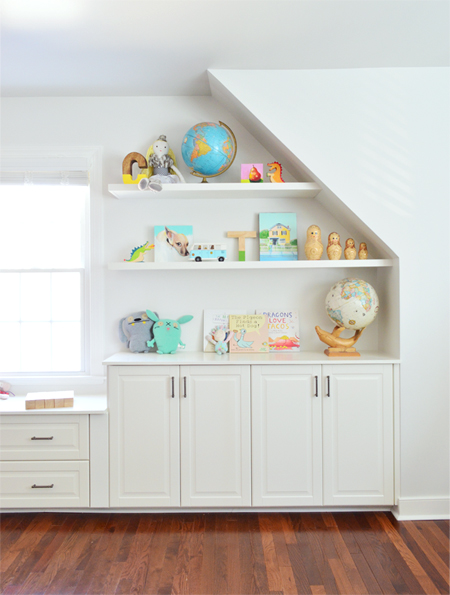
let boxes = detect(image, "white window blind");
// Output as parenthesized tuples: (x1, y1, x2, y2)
(0, 173, 89, 375)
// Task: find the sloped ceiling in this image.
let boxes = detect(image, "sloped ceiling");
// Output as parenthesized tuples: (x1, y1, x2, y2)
(1, 0, 448, 97)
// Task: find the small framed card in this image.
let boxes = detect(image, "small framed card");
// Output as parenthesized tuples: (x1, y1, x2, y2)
(241, 164, 263, 183)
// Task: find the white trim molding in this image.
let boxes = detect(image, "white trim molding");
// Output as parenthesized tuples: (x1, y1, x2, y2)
(392, 497, 450, 520)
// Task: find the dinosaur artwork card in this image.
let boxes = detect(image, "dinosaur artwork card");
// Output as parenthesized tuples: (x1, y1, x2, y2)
(229, 314, 269, 354)
(255, 310, 300, 351)
(241, 164, 264, 183)
(259, 212, 298, 262)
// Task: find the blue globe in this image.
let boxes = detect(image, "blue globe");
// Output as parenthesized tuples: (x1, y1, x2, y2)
(181, 122, 236, 180)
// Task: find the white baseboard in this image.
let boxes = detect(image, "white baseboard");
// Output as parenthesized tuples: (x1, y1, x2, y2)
(392, 497, 450, 520)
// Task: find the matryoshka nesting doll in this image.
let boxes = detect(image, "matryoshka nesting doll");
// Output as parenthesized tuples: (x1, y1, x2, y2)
(344, 238, 357, 260)
(304, 225, 323, 260)
(326, 232, 342, 260)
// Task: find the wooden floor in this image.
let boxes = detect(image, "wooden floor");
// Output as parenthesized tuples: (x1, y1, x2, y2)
(0, 512, 449, 595)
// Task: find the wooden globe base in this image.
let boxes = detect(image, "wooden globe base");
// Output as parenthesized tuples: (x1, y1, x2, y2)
(315, 325, 364, 358)
(324, 347, 361, 357)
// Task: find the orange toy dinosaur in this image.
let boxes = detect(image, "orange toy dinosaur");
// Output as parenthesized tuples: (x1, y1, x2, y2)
(267, 161, 285, 183)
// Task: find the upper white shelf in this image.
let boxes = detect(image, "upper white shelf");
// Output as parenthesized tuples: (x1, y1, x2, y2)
(108, 259, 393, 271)
(108, 182, 322, 200)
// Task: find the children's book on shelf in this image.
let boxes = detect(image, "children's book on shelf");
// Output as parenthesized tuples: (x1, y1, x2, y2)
(154, 225, 193, 262)
(229, 314, 269, 354)
(256, 310, 300, 351)
(259, 213, 298, 262)
(203, 309, 246, 352)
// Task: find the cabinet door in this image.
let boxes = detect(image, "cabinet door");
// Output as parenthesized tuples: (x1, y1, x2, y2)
(252, 365, 322, 506)
(109, 366, 180, 507)
(322, 364, 393, 506)
(180, 365, 251, 507)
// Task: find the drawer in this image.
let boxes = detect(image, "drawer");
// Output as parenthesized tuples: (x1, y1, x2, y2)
(0, 415, 89, 461)
(0, 461, 89, 508)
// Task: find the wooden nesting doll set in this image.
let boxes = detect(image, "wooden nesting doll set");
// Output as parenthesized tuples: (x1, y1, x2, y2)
(304, 225, 368, 261)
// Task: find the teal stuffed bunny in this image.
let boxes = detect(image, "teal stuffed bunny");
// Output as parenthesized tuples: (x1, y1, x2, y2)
(146, 310, 193, 354)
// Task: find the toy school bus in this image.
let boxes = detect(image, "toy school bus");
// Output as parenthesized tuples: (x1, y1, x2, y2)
(190, 243, 227, 262)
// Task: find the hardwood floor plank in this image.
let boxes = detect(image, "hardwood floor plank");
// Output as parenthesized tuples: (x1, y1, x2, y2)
(213, 514, 229, 595)
(187, 514, 206, 595)
(142, 515, 173, 594)
(200, 513, 217, 595)
(322, 513, 368, 594)
(1, 511, 448, 595)
(374, 513, 440, 595)
(396, 522, 450, 594)
(248, 513, 270, 594)
(259, 514, 283, 593)
(225, 514, 241, 595)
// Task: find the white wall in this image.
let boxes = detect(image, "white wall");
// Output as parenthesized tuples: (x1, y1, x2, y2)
(208, 68, 450, 505)
(1, 95, 381, 363)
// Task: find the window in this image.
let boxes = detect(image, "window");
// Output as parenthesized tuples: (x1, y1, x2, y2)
(0, 148, 103, 380)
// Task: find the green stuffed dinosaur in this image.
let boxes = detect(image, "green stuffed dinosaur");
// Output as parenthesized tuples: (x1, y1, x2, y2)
(124, 242, 154, 262)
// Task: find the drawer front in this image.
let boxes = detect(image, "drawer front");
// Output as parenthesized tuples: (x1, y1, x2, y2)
(0, 415, 89, 461)
(0, 461, 89, 508)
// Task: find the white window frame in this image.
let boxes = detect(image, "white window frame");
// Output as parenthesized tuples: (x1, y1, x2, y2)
(0, 147, 104, 389)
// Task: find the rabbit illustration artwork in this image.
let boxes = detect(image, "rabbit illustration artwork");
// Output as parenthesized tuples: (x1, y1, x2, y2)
(146, 310, 193, 354)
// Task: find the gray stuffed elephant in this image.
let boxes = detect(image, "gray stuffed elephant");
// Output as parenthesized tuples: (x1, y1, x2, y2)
(118, 311, 157, 353)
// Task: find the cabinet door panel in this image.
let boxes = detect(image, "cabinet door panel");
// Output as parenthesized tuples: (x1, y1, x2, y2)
(180, 366, 251, 507)
(109, 366, 180, 507)
(323, 364, 393, 506)
(252, 365, 322, 506)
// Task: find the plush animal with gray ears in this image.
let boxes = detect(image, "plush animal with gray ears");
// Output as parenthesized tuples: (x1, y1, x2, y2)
(146, 310, 193, 354)
(118, 311, 157, 353)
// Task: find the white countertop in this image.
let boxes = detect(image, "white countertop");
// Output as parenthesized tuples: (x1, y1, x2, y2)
(0, 395, 107, 415)
(103, 351, 400, 366)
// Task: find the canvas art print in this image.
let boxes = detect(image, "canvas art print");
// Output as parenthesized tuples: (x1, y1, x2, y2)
(241, 164, 264, 183)
(256, 310, 300, 351)
(154, 225, 193, 262)
(259, 213, 298, 261)
(229, 314, 269, 353)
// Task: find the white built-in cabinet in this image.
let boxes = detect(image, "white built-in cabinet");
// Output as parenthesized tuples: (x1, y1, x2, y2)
(108, 360, 394, 509)
(109, 365, 251, 508)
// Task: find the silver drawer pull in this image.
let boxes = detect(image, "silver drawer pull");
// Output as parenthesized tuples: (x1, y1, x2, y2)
(31, 484, 54, 489)
(31, 436, 54, 440)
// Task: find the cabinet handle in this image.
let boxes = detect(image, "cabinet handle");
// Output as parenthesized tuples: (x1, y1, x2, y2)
(31, 436, 54, 440)
(314, 375, 318, 397)
(31, 484, 54, 489)
(183, 377, 187, 398)
(326, 376, 331, 397)
(171, 376, 175, 398)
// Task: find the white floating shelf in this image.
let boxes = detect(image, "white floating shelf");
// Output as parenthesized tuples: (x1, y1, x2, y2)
(108, 259, 393, 271)
(108, 182, 321, 200)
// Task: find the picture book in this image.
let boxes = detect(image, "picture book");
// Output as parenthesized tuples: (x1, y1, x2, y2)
(154, 225, 193, 262)
(229, 314, 269, 354)
(241, 164, 263, 183)
(203, 309, 246, 352)
(259, 213, 298, 262)
(256, 310, 300, 351)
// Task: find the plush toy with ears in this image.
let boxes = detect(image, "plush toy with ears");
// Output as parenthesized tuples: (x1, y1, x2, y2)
(146, 310, 193, 354)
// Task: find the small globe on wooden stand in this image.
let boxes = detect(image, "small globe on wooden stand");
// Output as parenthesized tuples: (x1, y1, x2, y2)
(315, 278, 379, 357)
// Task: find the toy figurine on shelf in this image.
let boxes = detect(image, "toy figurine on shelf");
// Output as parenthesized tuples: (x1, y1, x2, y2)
(267, 161, 285, 183)
(138, 135, 185, 191)
(304, 225, 323, 260)
(326, 232, 342, 260)
(205, 325, 232, 355)
(344, 238, 357, 260)
(124, 242, 154, 262)
(359, 242, 368, 259)
(146, 310, 193, 354)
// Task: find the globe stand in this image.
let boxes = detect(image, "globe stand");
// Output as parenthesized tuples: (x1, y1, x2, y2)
(315, 325, 364, 357)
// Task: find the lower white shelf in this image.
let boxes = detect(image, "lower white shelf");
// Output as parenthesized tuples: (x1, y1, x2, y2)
(108, 259, 394, 271)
